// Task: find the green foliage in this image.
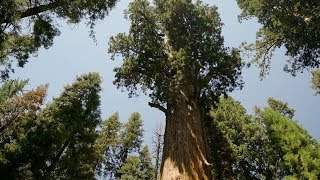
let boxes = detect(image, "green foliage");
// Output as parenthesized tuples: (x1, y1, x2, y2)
(262, 108, 320, 179)
(208, 97, 320, 179)
(37, 72, 102, 179)
(97, 112, 144, 179)
(0, 0, 119, 80)
(0, 85, 48, 179)
(109, 0, 243, 108)
(311, 70, 320, 95)
(118, 145, 154, 180)
(0, 72, 102, 179)
(0, 79, 28, 106)
(208, 97, 279, 179)
(267, 97, 295, 118)
(237, 0, 320, 76)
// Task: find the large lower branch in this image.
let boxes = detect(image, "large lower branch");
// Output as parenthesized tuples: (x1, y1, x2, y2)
(19, 1, 61, 19)
(148, 102, 167, 113)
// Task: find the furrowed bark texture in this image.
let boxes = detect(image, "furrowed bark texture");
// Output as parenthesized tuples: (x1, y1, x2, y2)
(160, 89, 212, 180)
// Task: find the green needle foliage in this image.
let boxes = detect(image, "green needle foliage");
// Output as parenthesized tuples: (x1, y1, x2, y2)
(109, 0, 244, 177)
(0, 72, 102, 179)
(118, 145, 155, 180)
(109, 0, 243, 108)
(236, 0, 320, 76)
(97, 112, 145, 179)
(261, 108, 320, 179)
(208, 97, 278, 179)
(0, 0, 119, 80)
(256, 98, 320, 179)
(208, 97, 320, 179)
(0, 79, 28, 107)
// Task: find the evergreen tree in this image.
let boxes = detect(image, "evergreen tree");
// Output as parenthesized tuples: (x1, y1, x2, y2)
(259, 108, 320, 179)
(0, 79, 28, 106)
(109, 0, 243, 178)
(208, 97, 281, 179)
(0, 0, 119, 79)
(98, 112, 144, 179)
(118, 145, 154, 180)
(0, 72, 102, 179)
(37, 72, 102, 179)
(267, 97, 295, 119)
(0, 86, 47, 179)
(253, 98, 320, 179)
(236, 0, 320, 76)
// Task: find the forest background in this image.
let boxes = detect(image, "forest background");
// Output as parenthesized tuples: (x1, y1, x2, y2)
(10, 0, 319, 144)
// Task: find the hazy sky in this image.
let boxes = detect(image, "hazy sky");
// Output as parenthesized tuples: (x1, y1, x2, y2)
(13, 0, 319, 145)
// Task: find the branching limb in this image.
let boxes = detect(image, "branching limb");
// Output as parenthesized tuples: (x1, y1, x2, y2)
(148, 102, 167, 113)
(19, 1, 61, 19)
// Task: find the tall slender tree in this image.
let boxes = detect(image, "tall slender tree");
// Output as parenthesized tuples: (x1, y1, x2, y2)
(97, 112, 144, 179)
(109, 0, 243, 178)
(152, 122, 164, 180)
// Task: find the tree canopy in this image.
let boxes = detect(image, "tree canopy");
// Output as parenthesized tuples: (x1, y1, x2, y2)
(236, 0, 320, 76)
(109, 0, 244, 110)
(0, 0, 119, 80)
(0, 73, 102, 179)
(208, 96, 320, 179)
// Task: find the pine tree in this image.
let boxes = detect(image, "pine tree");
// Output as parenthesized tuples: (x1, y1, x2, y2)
(118, 145, 155, 180)
(208, 97, 280, 179)
(261, 109, 320, 179)
(98, 112, 144, 179)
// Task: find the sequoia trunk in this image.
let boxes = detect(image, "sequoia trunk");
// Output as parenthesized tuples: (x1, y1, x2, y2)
(160, 91, 213, 180)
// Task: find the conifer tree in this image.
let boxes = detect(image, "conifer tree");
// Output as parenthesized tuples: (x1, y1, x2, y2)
(97, 112, 144, 179)
(109, 0, 243, 178)
(0, 73, 102, 179)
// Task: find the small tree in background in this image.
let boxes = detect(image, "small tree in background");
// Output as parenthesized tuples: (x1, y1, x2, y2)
(118, 145, 154, 180)
(311, 70, 320, 95)
(97, 112, 151, 179)
(152, 122, 164, 180)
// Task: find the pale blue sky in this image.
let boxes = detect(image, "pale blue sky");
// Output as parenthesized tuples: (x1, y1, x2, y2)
(13, 0, 319, 145)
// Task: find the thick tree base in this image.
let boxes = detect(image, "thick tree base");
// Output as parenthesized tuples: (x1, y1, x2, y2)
(160, 97, 213, 180)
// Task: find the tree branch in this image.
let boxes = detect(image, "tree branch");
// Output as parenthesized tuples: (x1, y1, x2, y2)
(19, 1, 61, 19)
(148, 102, 167, 113)
(44, 135, 72, 177)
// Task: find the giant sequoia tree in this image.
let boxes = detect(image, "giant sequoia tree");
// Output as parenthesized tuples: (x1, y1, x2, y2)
(0, 0, 118, 79)
(109, 0, 243, 179)
(236, 0, 320, 76)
